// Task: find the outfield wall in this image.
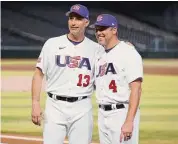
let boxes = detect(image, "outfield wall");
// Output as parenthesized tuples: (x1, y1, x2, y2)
(1, 46, 178, 58)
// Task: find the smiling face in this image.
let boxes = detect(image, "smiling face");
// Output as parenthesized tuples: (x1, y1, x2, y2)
(95, 26, 117, 47)
(68, 12, 89, 37)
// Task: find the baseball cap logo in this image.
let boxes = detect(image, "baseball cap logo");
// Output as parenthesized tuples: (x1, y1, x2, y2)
(97, 15, 103, 22)
(72, 5, 80, 11)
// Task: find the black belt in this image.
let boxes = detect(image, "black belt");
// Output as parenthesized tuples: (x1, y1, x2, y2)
(48, 92, 87, 102)
(99, 104, 125, 111)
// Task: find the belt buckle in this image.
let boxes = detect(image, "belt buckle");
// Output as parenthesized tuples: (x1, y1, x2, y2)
(53, 94, 57, 100)
(78, 96, 82, 101)
(111, 104, 117, 110)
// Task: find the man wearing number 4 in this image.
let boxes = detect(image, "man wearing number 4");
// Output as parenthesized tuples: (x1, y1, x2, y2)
(31, 4, 104, 144)
(91, 14, 143, 144)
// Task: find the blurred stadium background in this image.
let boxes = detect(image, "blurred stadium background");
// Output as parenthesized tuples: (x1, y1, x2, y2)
(1, 1, 178, 58)
(1, 1, 178, 144)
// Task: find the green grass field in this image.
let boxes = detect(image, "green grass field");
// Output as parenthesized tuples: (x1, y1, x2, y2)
(1, 59, 178, 144)
(1, 59, 178, 67)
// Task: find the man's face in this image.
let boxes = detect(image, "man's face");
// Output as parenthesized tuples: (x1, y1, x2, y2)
(95, 26, 117, 46)
(68, 13, 89, 36)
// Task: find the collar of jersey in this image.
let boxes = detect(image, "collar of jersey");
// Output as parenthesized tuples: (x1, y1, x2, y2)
(105, 42, 120, 53)
(67, 34, 85, 46)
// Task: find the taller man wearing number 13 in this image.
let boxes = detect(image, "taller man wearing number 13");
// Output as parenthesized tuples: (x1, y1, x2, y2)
(92, 14, 143, 144)
(31, 4, 104, 144)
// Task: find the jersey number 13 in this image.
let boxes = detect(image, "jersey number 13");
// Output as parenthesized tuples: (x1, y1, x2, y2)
(77, 74, 90, 87)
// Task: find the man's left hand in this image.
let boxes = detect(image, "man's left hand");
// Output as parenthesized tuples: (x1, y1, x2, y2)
(120, 121, 133, 142)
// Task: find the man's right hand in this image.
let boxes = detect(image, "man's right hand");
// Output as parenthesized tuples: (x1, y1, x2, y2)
(31, 101, 42, 126)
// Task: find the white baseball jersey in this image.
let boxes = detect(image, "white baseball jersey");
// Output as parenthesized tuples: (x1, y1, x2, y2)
(95, 41, 143, 104)
(36, 34, 104, 97)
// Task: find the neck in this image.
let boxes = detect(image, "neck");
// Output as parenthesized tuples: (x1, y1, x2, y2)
(68, 33, 85, 42)
(105, 37, 120, 50)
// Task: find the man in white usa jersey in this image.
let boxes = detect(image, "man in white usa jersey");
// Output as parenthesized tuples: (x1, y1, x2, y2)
(31, 4, 104, 144)
(91, 14, 143, 144)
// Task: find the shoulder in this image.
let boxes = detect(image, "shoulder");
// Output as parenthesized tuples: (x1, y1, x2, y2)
(43, 35, 67, 48)
(84, 37, 98, 45)
(125, 41, 135, 47)
(120, 41, 135, 49)
(120, 41, 142, 59)
(45, 35, 66, 44)
(120, 41, 136, 52)
(85, 37, 105, 51)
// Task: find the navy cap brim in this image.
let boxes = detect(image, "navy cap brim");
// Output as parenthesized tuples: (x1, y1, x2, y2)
(66, 11, 87, 19)
(89, 23, 112, 29)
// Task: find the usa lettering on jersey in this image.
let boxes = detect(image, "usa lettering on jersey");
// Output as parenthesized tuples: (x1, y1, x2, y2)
(96, 63, 116, 77)
(56, 55, 91, 70)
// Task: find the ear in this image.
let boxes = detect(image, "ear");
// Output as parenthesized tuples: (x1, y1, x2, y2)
(85, 19, 90, 27)
(112, 27, 117, 35)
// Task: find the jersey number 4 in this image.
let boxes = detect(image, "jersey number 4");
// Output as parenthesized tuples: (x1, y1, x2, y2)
(77, 74, 90, 87)
(109, 80, 117, 93)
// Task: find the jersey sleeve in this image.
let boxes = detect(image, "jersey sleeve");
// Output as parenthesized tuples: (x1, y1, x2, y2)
(125, 47, 143, 83)
(36, 39, 50, 74)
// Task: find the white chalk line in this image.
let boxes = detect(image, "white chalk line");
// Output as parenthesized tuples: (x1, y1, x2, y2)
(0, 135, 99, 144)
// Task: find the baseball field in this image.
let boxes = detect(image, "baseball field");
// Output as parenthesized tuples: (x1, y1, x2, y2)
(1, 59, 178, 144)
